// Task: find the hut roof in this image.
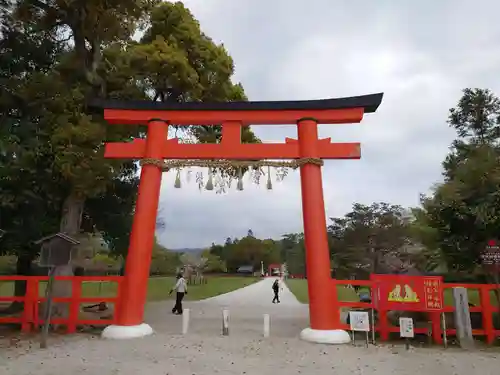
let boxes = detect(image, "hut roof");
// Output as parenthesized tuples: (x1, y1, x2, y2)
(34, 232, 80, 245)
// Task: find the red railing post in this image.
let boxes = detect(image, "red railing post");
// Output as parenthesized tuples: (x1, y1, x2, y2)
(479, 285, 495, 344)
(371, 280, 389, 341)
(67, 277, 82, 334)
(20, 278, 37, 333)
(430, 312, 443, 344)
(113, 278, 122, 324)
(32, 277, 40, 332)
(378, 309, 389, 341)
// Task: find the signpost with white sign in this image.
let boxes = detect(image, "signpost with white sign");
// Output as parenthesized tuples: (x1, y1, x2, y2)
(399, 317, 414, 350)
(399, 317, 414, 338)
(349, 311, 370, 347)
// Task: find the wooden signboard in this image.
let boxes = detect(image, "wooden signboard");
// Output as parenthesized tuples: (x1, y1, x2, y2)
(371, 274, 444, 312)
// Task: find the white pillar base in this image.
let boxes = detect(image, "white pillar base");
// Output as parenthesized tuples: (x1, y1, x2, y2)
(300, 328, 351, 345)
(101, 323, 154, 339)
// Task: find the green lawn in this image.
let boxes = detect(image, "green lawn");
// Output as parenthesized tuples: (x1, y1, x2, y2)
(287, 279, 361, 304)
(146, 276, 259, 301)
(0, 276, 259, 302)
(286, 279, 499, 306)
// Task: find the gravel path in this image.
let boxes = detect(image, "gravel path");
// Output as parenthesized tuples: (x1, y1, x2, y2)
(145, 277, 309, 338)
(1, 278, 499, 374)
(200, 277, 300, 306)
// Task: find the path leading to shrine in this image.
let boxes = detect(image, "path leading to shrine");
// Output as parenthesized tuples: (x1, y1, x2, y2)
(2, 278, 500, 375)
(144, 277, 309, 338)
(200, 276, 300, 306)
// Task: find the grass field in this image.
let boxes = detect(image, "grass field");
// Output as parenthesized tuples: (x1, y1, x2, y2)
(0, 276, 259, 302)
(286, 279, 500, 306)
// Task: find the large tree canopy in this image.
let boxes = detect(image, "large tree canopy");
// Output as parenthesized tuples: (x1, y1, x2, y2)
(328, 202, 418, 279)
(419, 88, 500, 282)
(207, 231, 281, 273)
(0, 1, 259, 313)
(1, 0, 256, 251)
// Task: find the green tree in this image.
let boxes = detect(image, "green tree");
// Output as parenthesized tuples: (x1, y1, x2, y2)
(448, 88, 500, 144)
(422, 145, 500, 275)
(415, 89, 500, 308)
(279, 233, 306, 276)
(134, 1, 259, 185)
(84, 173, 139, 258)
(5, 0, 258, 241)
(210, 233, 281, 272)
(443, 88, 500, 181)
(0, 10, 67, 311)
(328, 203, 416, 278)
(1, 0, 259, 312)
(150, 238, 180, 276)
(201, 249, 226, 273)
(420, 89, 500, 283)
(208, 242, 225, 259)
(407, 207, 445, 272)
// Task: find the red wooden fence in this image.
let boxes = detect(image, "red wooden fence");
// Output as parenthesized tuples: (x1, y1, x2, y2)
(334, 279, 500, 344)
(1, 276, 498, 344)
(0, 276, 123, 333)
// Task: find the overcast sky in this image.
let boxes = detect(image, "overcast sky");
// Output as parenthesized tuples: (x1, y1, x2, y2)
(156, 0, 500, 249)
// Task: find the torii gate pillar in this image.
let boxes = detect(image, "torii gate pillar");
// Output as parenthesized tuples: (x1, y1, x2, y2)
(297, 118, 349, 344)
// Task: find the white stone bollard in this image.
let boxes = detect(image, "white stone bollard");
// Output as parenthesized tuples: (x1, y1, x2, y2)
(222, 309, 230, 336)
(182, 308, 190, 335)
(263, 314, 270, 338)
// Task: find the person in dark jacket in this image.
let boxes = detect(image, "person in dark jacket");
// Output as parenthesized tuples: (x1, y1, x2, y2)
(272, 279, 281, 303)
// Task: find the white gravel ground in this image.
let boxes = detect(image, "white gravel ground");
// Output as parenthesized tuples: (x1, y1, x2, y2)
(1, 278, 499, 374)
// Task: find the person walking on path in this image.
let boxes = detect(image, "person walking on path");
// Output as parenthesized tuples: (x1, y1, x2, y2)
(170, 273, 187, 315)
(272, 279, 281, 303)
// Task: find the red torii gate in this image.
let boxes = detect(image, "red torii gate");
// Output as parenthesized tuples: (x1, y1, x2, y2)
(92, 94, 383, 343)
(268, 263, 283, 276)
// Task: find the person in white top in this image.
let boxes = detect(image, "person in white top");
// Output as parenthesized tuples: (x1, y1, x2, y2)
(170, 273, 187, 315)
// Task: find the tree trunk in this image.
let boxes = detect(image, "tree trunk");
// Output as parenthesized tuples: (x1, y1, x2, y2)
(371, 250, 380, 274)
(0, 252, 34, 315)
(119, 263, 125, 276)
(60, 192, 85, 236)
(44, 192, 85, 324)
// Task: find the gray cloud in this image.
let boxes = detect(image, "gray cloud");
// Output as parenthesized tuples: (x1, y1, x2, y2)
(156, 0, 500, 248)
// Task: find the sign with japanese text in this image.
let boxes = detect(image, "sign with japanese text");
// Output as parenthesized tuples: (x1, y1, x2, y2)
(481, 239, 500, 267)
(371, 274, 444, 312)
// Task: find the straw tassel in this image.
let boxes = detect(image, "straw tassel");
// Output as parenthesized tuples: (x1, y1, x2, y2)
(236, 168, 244, 191)
(266, 166, 273, 190)
(205, 169, 214, 191)
(174, 169, 181, 188)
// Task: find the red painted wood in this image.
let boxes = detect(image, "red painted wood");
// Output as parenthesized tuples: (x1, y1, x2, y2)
(103, 107, 365, 125)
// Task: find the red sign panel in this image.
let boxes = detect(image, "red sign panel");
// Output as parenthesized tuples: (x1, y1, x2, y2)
(371, 274, 444, 312)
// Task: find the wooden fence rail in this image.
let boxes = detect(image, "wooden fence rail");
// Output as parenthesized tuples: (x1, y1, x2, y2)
(0, 276, 123, 333)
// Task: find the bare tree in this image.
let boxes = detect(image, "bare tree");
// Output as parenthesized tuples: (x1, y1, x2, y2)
(180, 253, 208, 284)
